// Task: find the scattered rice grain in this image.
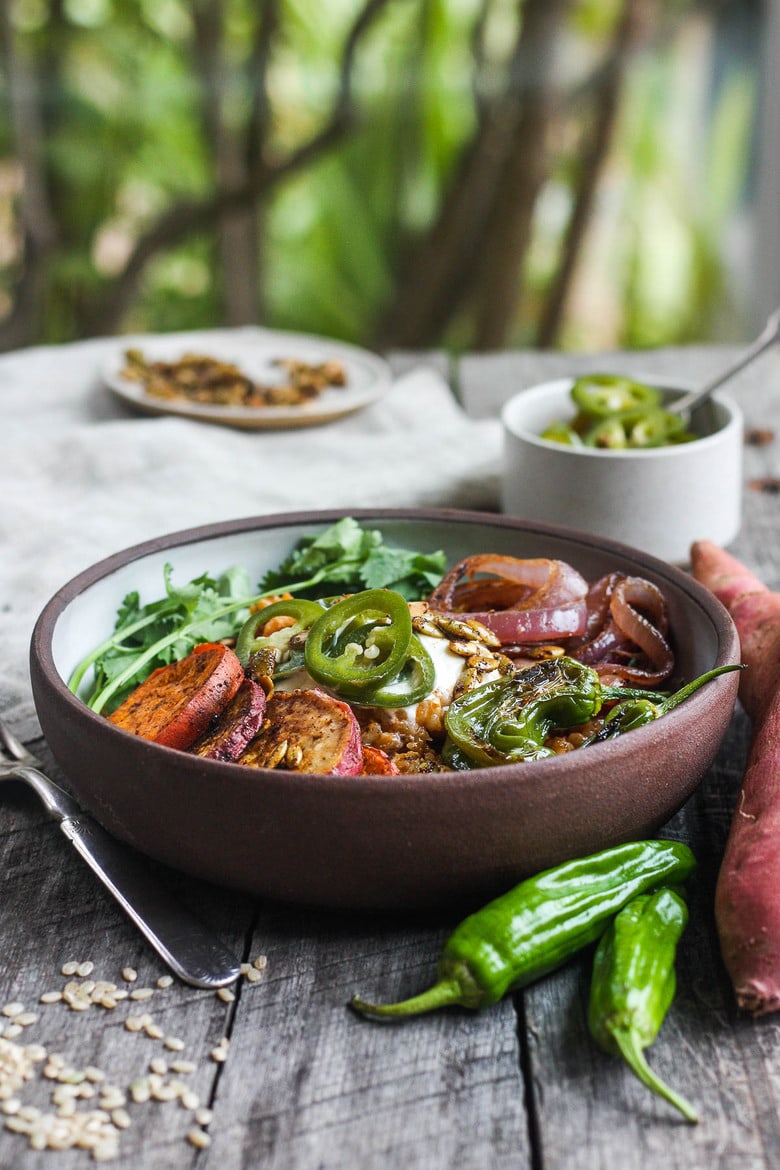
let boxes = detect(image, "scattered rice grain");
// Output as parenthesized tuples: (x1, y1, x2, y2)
(163, 1036, 185, 1052)
(121, 968, 137, 983)
(217, 988, 235, 1003)
(77, 962, 95, 977)
(156, 975, 173, 989)
(187, 1126, 211, 1149)
(129, 988, 154, 1001)
(61, 962, 79, 976)
(39, 991, 62, 1004)
(1, 1003, 24, 1019)
(129, 1078, 150, 1104)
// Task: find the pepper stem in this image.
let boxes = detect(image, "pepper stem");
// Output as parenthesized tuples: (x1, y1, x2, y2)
(350, 979, 463, 1020)
(612, 1028, 699, 1123)
(658, 663, 744, 716)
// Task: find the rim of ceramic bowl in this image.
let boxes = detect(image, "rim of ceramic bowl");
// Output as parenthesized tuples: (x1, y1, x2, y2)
(501, 377, 743, 460)
(30, 507, 741, 791)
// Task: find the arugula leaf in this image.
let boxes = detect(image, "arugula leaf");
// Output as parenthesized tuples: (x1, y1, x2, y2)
(72, 563, 256, 714)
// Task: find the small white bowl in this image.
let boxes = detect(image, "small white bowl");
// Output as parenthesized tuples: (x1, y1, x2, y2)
(501, 377, 743, 565)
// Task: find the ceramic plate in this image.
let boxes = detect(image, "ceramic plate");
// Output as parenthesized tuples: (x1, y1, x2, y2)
(102, 329, 393, 430)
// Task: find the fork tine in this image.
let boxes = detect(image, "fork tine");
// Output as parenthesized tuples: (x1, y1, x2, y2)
(0, 717, 30, 762)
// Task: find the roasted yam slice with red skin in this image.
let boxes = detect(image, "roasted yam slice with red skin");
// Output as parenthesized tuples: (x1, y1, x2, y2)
(361, 746, 400, 775)
(238, 688, 363, 776)
(190, 678, 267, 762)
(107, 643, 244, 751)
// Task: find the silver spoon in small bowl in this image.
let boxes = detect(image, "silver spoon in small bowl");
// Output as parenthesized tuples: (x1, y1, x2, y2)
(669, 306, 780, 421)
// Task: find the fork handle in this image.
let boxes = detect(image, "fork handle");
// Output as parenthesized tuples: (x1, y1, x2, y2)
(3, 762, 240, 988)
(2, 763, 81, 820)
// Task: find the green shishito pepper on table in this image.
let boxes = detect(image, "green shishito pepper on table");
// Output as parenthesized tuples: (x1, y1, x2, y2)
(350, 840, 696, 1019)
(588, 887, 697, 1123)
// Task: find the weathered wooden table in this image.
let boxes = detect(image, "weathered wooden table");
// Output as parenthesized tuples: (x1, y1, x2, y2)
(2, 344, 780, 1169)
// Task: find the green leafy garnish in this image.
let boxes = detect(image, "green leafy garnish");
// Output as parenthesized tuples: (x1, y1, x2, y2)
(258, 517, 446, 600)
(69, 518, 446, 715)
(70, 564, 257, 715)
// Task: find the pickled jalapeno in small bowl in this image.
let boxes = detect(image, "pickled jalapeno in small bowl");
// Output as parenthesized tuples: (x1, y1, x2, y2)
(501, 375, 743, 565)
(540, 375, 696, 450)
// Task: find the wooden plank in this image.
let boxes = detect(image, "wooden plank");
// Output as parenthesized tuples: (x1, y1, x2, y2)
(204, 905, 529, 1170)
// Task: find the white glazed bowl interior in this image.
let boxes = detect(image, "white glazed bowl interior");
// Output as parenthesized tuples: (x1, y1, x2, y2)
(501, 378, 743, 565)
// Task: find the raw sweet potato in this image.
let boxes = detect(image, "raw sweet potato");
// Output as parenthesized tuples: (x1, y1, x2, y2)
(190, 678, 267, 762)
(107, 642, 244, 751)
(238, 688, 363, 775)
(690, 540, 780, 1014)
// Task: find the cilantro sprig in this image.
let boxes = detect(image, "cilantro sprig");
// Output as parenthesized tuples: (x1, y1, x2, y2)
(69, 518, 447, 715)
(258, 517, 446, 601)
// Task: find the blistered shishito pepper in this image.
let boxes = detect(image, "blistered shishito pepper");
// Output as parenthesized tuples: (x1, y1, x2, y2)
(350, 840, 696, 1019)
(443, 656, 602, 766)
(587, 887, 698, 1122)
(591, 664, 743, 741)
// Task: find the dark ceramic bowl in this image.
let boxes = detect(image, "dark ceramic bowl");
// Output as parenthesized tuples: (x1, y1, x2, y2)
(30, 509, 740, 911)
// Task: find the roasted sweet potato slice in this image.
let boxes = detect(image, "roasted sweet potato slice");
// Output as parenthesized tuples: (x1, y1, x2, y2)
(107, 643, 244, 751)
(190, 678, 267, 762)
(238, 688, 363, 775)
(361, 746, 400, 775)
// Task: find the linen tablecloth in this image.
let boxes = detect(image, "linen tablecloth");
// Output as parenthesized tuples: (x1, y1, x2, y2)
(0, 328, 502, 737)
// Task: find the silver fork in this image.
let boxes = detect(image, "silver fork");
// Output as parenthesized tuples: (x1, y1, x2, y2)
(0, 718, 241, 989)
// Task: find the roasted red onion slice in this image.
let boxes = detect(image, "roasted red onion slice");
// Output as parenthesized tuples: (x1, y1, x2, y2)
(571, 573, 674, 684)
(427, 555, 589, 643)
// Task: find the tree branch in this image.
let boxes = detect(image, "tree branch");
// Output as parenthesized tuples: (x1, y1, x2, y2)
(470, 0, 573, 350)
(81, 0, 395, 336)
(536, 0, 655, 346)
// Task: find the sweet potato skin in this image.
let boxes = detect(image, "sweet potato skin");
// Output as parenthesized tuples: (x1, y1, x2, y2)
(190, 678, 267, 762)
(690, 540, 780, 1014)
(238, 688, 364, 775)
(691, 540, 780, 720)
(107, 643, 244, 751)
(714, 694, 780, 1014)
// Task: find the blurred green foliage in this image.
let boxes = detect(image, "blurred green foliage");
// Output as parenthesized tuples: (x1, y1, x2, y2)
(0, 0, 759, 351)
